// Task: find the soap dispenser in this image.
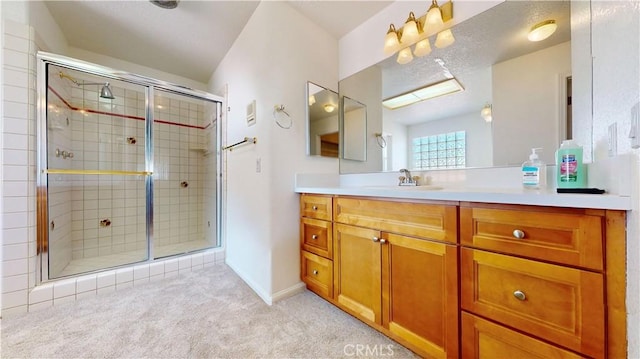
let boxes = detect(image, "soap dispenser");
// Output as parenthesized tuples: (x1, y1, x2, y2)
(522, 148, 546, 190)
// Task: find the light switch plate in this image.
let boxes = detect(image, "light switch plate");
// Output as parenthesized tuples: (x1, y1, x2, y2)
(246, 100, 256, 127)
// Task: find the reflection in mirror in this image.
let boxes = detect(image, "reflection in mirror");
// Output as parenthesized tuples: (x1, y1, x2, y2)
(339, 1, 575, 174)
(342, 96, 367, 162)
(307, 81, 339, 158)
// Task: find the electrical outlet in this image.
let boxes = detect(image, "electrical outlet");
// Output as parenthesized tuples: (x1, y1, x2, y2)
(608, 123, 617, 157)
(256, 157, 261, 173)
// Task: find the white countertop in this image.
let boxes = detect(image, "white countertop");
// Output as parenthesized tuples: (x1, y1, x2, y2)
(294, 185, 633, 210)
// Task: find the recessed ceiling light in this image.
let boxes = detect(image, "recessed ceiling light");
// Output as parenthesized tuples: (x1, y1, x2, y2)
(382, 78, 464, 110)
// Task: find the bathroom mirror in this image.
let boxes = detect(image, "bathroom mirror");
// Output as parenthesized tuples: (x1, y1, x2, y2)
(341, 96, 367, 161)
(306, 81, 339, 158)
(339, 1, 585, 174)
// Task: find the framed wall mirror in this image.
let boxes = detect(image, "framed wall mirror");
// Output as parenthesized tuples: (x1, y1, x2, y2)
(341, 96, 367, 162)
(339, 1, 588, 174)
(306, 81, 339, 158)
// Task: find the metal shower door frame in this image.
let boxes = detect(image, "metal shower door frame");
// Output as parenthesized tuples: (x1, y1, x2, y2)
(36, 51, 224, 283)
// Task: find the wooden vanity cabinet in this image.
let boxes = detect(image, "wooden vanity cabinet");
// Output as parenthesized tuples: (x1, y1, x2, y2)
(333, 197, 459, 359)
(300, 194, 333, 300)
(460, 202, 626, 358)
(299, 195, 627, 358)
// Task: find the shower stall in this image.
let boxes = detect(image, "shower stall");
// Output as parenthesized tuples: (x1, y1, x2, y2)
(37, 52, 222, 280)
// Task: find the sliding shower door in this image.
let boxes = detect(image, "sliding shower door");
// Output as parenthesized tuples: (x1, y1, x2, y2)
(37, 53, 222, 280)
(152, 90, 218, 258)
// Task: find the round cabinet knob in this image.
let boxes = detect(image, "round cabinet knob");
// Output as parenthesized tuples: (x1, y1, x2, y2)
(372, 237, 380, 242)
(512, 229, 526, 239)
(513, 290, 526, 301)
(312, 206, 318, 211)
(380, 239, 387, 244)
(311, 234, 318, 240)
(313, 270, 318, 275)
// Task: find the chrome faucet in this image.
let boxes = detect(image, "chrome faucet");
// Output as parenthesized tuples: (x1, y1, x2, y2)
(399, 169, 418, 186)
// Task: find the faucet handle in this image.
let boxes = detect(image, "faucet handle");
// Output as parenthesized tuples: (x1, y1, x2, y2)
(412, 176, 421, 184)
(398, 176, 406, 185)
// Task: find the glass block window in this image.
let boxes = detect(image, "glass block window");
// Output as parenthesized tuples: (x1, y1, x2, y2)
(412, 131, 466, 169)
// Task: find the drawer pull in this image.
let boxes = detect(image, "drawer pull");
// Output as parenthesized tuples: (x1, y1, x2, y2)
(313, 270, 318, 275)
(380, 239, 387, 244)
(312, 205, 318, 211)
(512, 229, 526, 239)
(372, 237, 380, 242)
(513, 290, 527, 301)
(311, 234, 318, 240)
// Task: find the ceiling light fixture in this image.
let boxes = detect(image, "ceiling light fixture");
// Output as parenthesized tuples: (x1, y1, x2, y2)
(383, 1, 454, 65)
(528, 19, 557, 42)
(481, 104, 492, 122)
(324, 104, 336, 113)
(382, 78, 464, 110)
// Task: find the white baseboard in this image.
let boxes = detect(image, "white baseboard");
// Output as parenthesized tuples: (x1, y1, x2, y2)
(224, 259, 306, 305)
(271, 282, 306, 303)
(225, 258, 273, 305)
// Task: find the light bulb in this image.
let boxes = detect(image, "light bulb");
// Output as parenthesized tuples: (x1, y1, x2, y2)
(425, 0, 444, 28)
(324, 104, 335, 113)
(308, 95, 316, 106)
(435, 29, 455, 48)
(397, 47, 414, 65)
(400, 12, 420, 45)
(384, 24, 401, 55)
(413, 38, 432, 57)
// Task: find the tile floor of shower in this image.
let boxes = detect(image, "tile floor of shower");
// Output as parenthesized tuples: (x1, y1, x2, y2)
(57, 239, 212, 278)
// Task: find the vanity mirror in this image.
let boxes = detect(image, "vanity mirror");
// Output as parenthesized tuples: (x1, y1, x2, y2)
(342, 96, 367, 161)
(339, 1, 589, 174)
(306, 81, 339, 158)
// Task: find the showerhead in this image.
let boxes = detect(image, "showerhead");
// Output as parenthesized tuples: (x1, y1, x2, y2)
(150, 0, 179, 9)
(100, 83, 115, 99)
(59, 71, 116, 99)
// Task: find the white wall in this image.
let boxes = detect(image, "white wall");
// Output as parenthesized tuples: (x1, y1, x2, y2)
(492, 42, 571, 166)
(588, 2, 640, 357)
(208, 1, 339, 302)
(408, 112, 493, 168)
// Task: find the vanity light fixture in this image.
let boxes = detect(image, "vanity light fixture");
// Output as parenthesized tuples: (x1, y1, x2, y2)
(382, 78, 464, 110)
(323, 104, 336, 113)
(481, 104, 492, 122)
(383, 1, 454, 65)
(528, 19, 557, 42)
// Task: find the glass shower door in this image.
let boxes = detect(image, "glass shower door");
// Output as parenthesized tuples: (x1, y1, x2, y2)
(45, 65, 150, 278)
(152, 89, 218, 258)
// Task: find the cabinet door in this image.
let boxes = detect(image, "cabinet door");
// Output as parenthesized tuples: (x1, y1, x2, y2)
(461, 312, 585, 359)
(334, 223, 382, 325)
(382, 233, 458, 359)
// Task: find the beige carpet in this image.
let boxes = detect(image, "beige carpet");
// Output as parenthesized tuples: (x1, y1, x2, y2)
(1, 264, 417, 358)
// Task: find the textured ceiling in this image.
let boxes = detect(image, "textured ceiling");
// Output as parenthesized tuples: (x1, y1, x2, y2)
(370, 1, 572, 125)
(44, 1, 393, 84)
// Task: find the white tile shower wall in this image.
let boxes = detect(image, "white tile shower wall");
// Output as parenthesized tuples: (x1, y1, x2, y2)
(2, 20, 37, 315)
(153, 96, 207, 248)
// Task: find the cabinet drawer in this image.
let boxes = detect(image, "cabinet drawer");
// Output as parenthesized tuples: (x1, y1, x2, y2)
(300, 217, 332, 259)
(301, 251, 333, 299)
(334, 197, 457, 243)
(461, 248, 604, 358)
(461, 312, 585, 358)
(300, 194, 332, 221)
(460, 205, 603, 270)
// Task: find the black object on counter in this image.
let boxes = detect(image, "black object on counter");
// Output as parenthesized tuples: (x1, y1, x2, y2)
(556, 188, 606, 194)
